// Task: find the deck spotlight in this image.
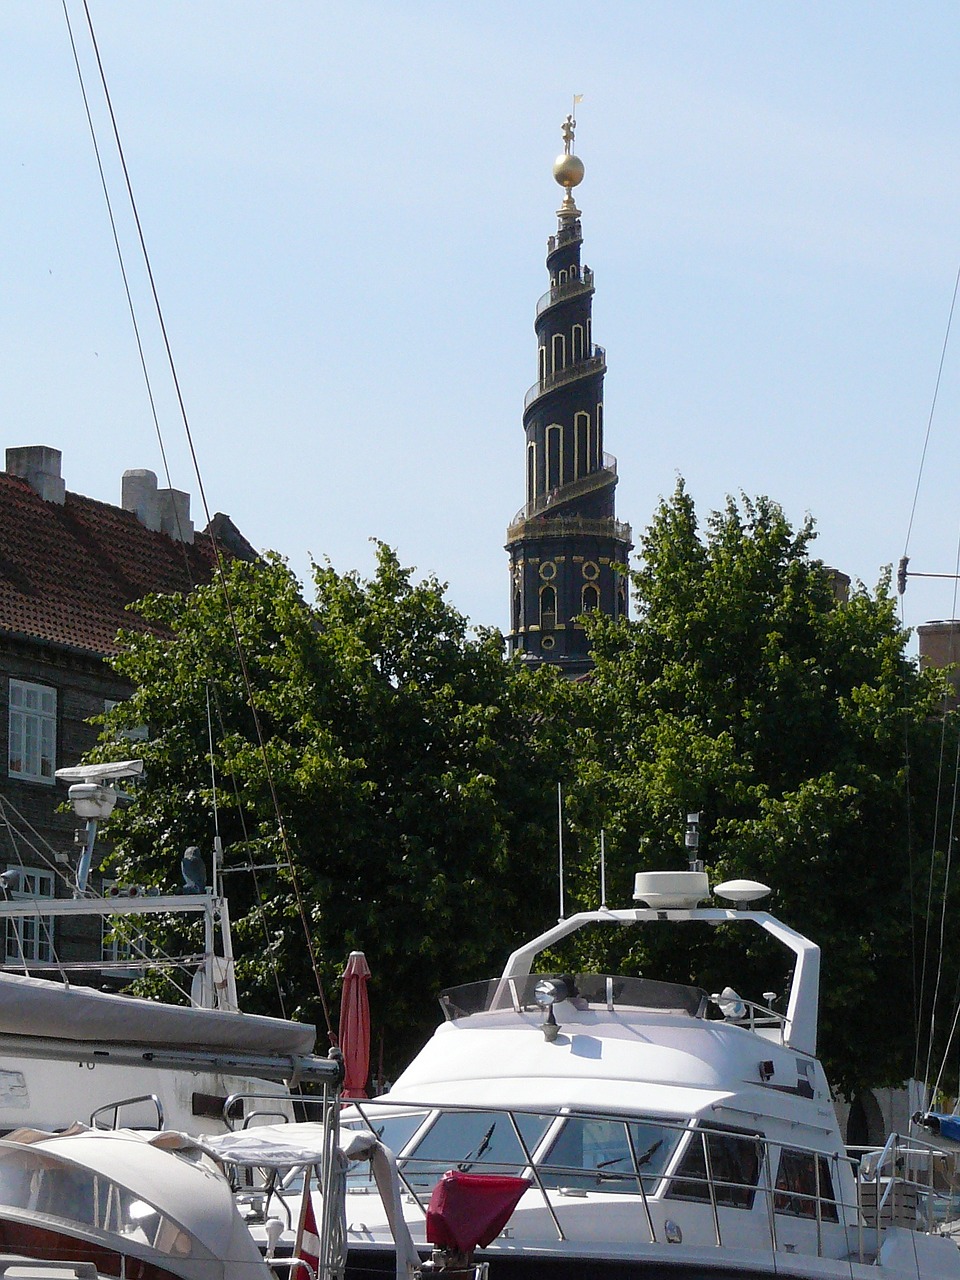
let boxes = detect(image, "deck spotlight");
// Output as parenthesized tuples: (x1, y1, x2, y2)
(712, 986, 747, 1021)
(534, 977, 574, 1041)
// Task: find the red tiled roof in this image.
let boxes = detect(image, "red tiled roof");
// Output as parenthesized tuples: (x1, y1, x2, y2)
(0, 473, 243, 656)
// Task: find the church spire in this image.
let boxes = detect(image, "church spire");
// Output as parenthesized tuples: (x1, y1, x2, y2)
(505, 115, 632, 675)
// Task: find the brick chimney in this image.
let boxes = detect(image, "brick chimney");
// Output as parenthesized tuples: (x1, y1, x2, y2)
(5, 445, 66, 505)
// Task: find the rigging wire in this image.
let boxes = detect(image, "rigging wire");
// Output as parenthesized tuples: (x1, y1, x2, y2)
(67, 1, 334, 1040)
(920, 532, 960, 1097)
(207, 681, 290, 1019)
(898, 258, 960, 1094)
(60, 0, 189, 554)
(0, 796, 202, 1004)
(902, 261, 960, 558)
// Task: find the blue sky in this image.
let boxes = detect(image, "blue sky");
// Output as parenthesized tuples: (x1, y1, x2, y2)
(3, 3, 960, 647)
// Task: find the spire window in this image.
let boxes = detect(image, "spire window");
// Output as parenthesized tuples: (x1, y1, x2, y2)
(572, 325, 585, 362)
(538, 346, 547, 384)
(540, 586, 557, 631)
(546, 425, 562, 491)
(575, 412, 590, 478)
(527, 443, 536, 505)
(551, 334, 565, 374)
(582, 584, 600, 613)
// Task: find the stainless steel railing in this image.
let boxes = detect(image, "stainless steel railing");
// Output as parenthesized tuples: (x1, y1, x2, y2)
(332, 1097, 960, 1265)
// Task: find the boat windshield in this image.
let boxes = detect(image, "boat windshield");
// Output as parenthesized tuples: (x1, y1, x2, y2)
(342, 1110, 431, 1187)
(537, 1116, 682, 1195)
(439, 973, 707, 1020)
(400, 1111, 554, 1192)
(0, 1143, 214, 1261)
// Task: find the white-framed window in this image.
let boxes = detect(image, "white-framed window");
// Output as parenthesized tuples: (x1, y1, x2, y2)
(575, 411, 591, 478)
(551, 333, 566, 374)
(572, 324, 585, 362)
(8, 681, 56, 784)
(546, 424, 562, 490)
(5, 866, 55, 965)
(103, 699, 148, 743)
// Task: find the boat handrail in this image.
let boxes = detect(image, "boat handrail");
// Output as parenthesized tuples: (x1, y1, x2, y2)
(338, 1097, 960, 1262)
(89, 1091, 164, 1131)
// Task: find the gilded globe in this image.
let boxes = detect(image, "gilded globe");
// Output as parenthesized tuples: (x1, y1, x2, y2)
(553, 152, 585, 188)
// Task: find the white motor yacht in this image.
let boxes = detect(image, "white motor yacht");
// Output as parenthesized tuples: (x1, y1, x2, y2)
(327, 866, 960, 1279)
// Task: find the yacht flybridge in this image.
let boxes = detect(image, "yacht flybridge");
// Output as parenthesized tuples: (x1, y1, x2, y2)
(330, 867, 960, 1279)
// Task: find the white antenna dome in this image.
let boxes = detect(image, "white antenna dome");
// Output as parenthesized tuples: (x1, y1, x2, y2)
(714, 878, 770, 904)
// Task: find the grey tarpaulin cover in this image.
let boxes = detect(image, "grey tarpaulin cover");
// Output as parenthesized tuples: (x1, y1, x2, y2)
(0, 970, 316, 1057)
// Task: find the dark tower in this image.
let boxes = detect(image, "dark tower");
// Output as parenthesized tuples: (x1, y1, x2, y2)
(506, 116, 632, 674)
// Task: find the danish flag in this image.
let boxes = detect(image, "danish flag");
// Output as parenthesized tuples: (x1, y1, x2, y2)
(298, 1191, 321, 1279)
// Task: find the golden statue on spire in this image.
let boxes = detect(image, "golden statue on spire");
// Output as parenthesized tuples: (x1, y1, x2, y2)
(553, 107, 584, 219)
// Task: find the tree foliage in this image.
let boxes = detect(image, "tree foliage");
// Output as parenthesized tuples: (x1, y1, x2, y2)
(91, 487, 959, 1097)
(97, 545, 568, 1069)
(555, 481, 955, 1095)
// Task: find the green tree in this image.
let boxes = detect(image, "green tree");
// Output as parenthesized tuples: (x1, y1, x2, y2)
(96, 545, 570, 1071)
(556, 481, 955, 1096)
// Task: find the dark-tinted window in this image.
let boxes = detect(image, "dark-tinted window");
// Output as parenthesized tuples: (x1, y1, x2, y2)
(667, 1125, 762, 1210)
(538, 1117, 681, 1195)
(775, 1150, 839, 1222)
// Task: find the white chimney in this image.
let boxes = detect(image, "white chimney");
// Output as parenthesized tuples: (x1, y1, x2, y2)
(157, 487, 194, 545)
(5, 445, 66, 504)
(121, 469, 162, 532)
(122, 469, 194, 544)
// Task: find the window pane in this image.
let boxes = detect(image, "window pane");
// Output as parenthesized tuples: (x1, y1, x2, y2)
(667, 1127, 762, 1209)
(539, 1118, 681, 1196)
(8, 682, 56, 783)
(6, 868, 55, 963)
(404, 1111, 550, 1192)
(775, 1150, 838, 1221)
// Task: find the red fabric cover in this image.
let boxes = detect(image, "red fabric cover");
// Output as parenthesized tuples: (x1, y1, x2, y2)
(338, 950, 371, 1099)
(425, 1171, 529, 1252)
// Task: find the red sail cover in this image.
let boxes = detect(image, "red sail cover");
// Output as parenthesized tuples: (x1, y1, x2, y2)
(426, 1171, 529, 1252)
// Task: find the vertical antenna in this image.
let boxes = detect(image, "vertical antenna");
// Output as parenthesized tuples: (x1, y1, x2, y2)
(205, 684, 222, 900)
(600, 828, 607, 909)
(558, 782, 565, 921)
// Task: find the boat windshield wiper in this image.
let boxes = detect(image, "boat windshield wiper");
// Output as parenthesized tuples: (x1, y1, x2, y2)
(635, 1138, 663, 1169)
(595, 1155, 627, 1182)
(458, 1123, 496, 1172)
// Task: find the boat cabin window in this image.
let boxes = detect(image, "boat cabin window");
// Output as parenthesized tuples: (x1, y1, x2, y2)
(401, 1110, 552, 1192)
(537, 1117, 681, 1195)
(666, 1124, 762, 1210)
(774, 1149, 839, 1221)
(0, 1145, 211, 1260)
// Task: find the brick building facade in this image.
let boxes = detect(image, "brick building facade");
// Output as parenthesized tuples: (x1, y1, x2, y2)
(0, 444, 254, 967)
